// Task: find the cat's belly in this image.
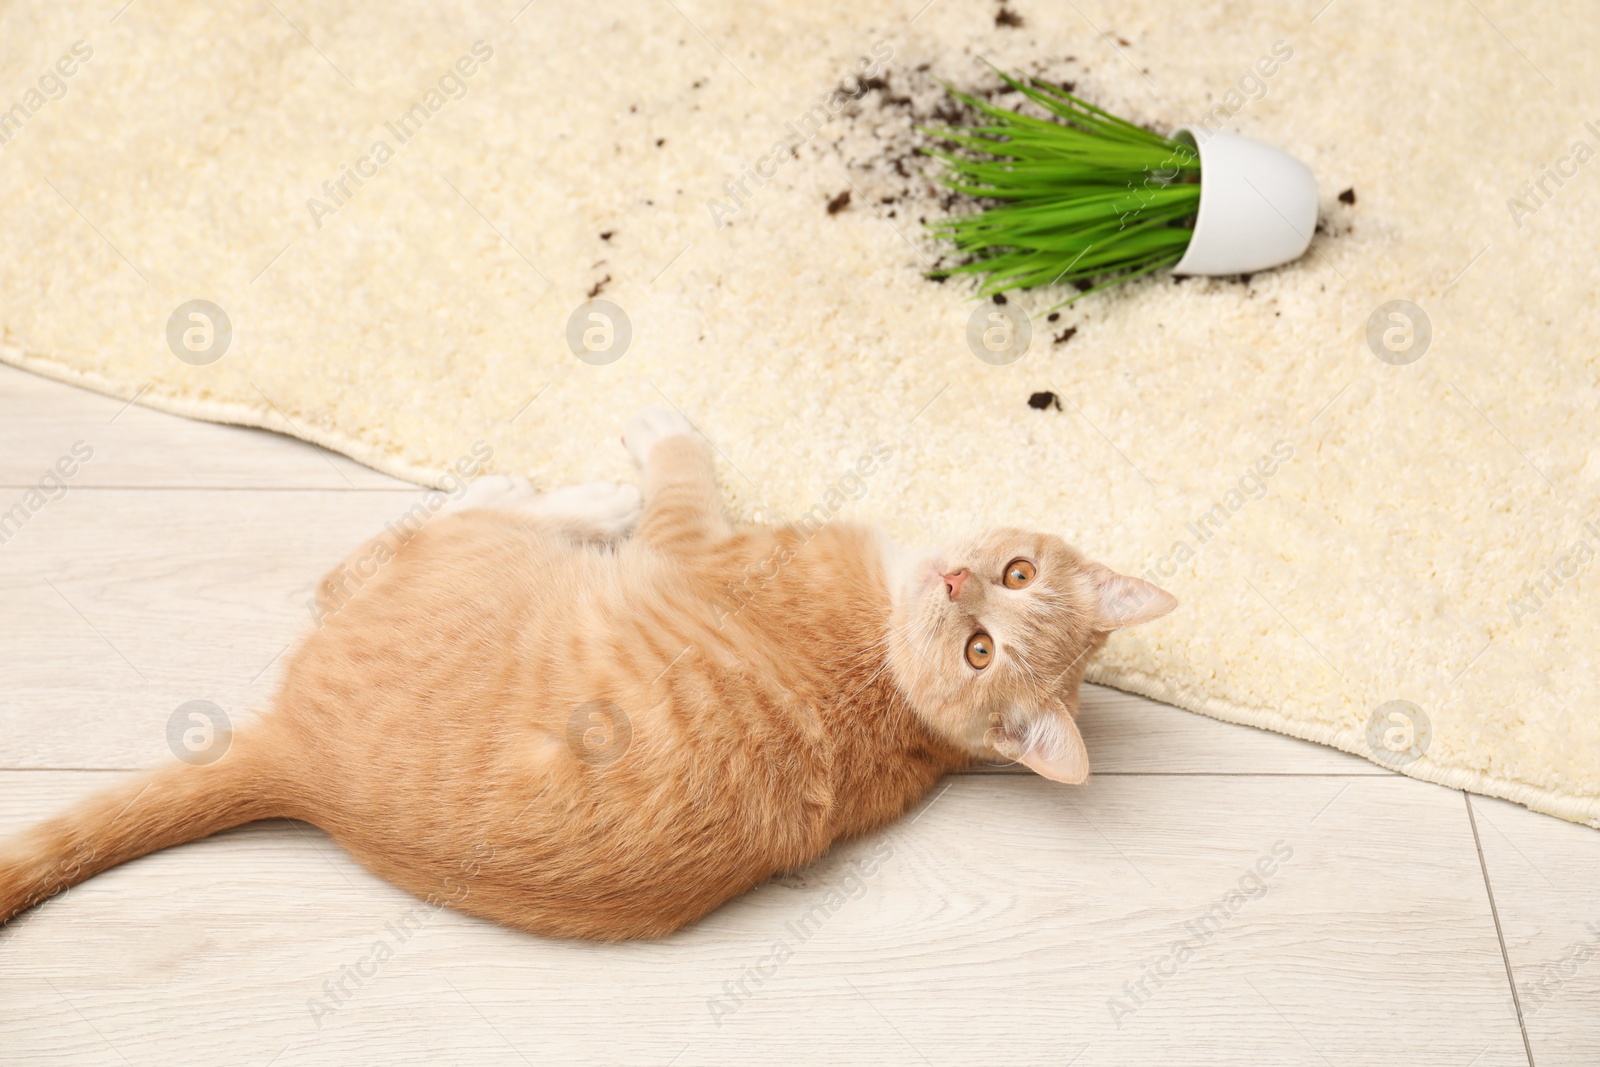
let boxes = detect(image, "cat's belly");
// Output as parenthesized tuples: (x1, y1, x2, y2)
(316, 738, 844, 941)
(269, 508, 940, 940)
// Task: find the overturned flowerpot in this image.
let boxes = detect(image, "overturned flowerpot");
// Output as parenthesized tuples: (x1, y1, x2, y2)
(1169, 127, 1318, 276)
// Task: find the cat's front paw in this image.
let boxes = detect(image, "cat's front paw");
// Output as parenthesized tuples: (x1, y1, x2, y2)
(622, 406, 696, 468)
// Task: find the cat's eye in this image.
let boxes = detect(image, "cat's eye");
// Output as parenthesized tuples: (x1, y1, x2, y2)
(1003, 559, 1037, 589)
(964, 631, 994, 670)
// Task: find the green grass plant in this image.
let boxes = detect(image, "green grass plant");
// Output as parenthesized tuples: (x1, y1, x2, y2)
(922, 70, 1201, 304)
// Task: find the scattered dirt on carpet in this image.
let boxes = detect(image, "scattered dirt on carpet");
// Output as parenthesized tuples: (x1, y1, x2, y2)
(816, 51, 1339, 304)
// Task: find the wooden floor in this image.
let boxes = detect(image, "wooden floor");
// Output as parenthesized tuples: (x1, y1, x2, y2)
(1, 364, 1596, 1066)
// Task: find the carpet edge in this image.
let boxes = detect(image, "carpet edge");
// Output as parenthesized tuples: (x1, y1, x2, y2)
(1093, 662, 1600, 830)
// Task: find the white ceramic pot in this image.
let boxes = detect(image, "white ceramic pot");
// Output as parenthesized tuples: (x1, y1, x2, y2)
(1169, 127, 1318, 276)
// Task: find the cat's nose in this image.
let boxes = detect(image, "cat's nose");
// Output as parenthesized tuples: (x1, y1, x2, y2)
(942, 569, 969, 600)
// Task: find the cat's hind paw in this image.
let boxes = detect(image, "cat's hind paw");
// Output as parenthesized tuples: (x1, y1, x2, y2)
(622, 406, 696, 468)
(527, 480, 643, 541)
(444, 473, 539, 515)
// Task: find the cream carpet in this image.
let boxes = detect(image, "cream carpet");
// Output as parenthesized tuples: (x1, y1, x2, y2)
(3, 0, 1598, 826)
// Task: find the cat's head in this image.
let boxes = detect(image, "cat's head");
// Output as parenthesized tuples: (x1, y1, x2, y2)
(882, 528, 1175, 783)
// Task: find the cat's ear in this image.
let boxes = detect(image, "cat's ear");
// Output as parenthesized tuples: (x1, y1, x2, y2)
(1082, 562, 1177, 630)
(988, 708, 1090, 785)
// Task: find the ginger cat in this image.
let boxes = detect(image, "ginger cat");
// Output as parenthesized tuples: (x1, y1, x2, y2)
(0, 408, 1174, 940)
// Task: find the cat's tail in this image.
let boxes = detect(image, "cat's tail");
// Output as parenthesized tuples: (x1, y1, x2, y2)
(0, 730, 288, 927)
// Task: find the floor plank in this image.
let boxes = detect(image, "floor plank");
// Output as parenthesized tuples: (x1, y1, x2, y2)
(0, 363, 408, 490)
(1472, 794, 1600, 1067)
(0, 772, 1524, 1066)
(0, 489, 424, 767)
(1068, 685, 1379, 777)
